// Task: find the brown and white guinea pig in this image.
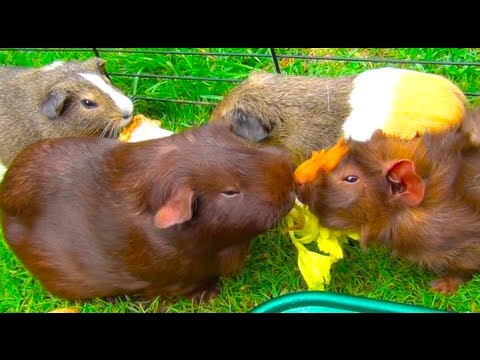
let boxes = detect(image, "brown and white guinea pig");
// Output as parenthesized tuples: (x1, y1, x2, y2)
(210, 68, 467, 166)
(0, 57, 134, 168)
(0, 122, 295, 302)
(293, 107, 480, 295)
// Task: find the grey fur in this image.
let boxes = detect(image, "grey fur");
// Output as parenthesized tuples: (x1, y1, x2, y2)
(0, 57, 133, 167)
(210, 71, 355, 165)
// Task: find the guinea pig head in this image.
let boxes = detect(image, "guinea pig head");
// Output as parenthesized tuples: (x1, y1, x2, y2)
(294, 131, 426, 230)
(146, 124, 296, 247)
(40, 57, 134, 137)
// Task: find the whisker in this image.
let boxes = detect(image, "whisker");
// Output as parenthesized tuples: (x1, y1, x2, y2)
(99, 125, 108, 138)
(99, 121, 114, 138)
(113, 127, 120, 139)
(108, 122, 117, 138)
(107, 120, 119, 139)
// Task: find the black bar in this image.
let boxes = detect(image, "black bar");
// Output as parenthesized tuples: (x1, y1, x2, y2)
(95, 49, 273, 57)
(110, 72, 479, 97)
(269, 48, 281, 74)
(130, 91, 480, 107)
(130, 96, 218, 106)
(82, 49, 480, 67)
(109, 73, 243, 83)
(275, 54, 480, 67)
(0, 48, 93, 52)
(92, 48, 112, 82)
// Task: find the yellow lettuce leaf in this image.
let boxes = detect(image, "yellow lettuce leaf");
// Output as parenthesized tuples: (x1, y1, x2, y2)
(284, 201, 360, 291)
(292, 237, 332, 291)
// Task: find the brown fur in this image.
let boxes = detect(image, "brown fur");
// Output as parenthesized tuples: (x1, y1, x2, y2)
(295, 108, 480, 294)
(0, 122, 295, 301)
(0, 57, 133, 166)
(460, 105, 480, 146)
(210, 71, 354, 165)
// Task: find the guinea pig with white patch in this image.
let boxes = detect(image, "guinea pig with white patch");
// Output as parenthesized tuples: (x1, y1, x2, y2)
(210, 67, 468, 165)
(0, 57, 134, 168)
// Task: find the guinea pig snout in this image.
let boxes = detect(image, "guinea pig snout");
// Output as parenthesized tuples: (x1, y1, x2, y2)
(122, 111, 133, 120)
(294, 179, 309, 204)
(118, 111, 134, 127)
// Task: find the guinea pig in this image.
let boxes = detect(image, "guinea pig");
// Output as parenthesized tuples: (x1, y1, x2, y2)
(210, 68, 467, 165)
(0, 57, 134, 168)
(0, 122, 295, 302)
(293, 107, 480, 295)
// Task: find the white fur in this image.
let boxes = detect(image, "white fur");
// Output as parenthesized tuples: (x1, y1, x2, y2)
(80, 73, 133, 115)
(43, 61, 64, 71)
(128, 122, 173, 142)
(118, 117, 134, 128)
(0, 163, 7, 182)
(342, 67, 407, 141)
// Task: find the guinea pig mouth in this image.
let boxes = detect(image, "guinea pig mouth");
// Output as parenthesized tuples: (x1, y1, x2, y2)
(294, 182, 310, 205)
(118, 116, 134, 128)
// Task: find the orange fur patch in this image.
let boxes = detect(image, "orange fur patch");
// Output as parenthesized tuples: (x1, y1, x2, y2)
(294, 138, 349, 183)
(118, 115, 153, 142)
(383, 71, 466, 140)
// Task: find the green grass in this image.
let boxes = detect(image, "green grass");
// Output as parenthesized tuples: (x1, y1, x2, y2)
(0, 48, 479, 313)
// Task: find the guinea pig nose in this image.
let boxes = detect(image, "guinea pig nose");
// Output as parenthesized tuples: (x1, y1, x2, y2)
(122, 112, 132, 120)
(294, 180, 307, 202)
(294, 180, 305, 190)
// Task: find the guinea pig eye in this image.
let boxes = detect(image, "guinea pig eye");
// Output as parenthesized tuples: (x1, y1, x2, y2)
(221, 190, 240, 197)
(81, 99, 97, 109)
(344, 175, 358, 183)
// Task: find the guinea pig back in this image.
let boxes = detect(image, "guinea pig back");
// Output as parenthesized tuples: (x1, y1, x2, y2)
(210, 71, 353, 165)
(210, 68, 466, 166)
(294, 114, 480, 295)
(0, 122, 295, 301)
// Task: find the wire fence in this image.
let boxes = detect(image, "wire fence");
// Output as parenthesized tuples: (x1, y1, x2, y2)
(1, 48, 479, 108)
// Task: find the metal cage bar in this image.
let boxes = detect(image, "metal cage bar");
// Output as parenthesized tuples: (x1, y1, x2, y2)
(1, 48, 478, 106)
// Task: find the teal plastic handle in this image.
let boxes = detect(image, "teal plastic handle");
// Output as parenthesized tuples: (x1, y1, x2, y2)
(250, 291, 448, 313)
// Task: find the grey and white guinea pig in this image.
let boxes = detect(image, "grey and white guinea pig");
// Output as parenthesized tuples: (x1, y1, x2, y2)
(210, 67, 467, 166)
(0, 57, 134, 168)
(0, 121, 296, 302)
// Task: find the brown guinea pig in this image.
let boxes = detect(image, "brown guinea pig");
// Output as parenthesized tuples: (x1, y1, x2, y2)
(210, 68, 467, 166)
(0, 57, 134, 168)
(294, 107, 480, 295)
(0, 122, 295, 302)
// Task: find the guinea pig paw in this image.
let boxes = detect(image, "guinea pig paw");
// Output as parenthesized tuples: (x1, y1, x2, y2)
(189, 282, 220, 304)
(429, 277, 464, 295)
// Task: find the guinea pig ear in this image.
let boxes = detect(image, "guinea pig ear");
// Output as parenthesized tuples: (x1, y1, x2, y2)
(85, 57, 107, 75)
(154, 186, 195, 229)
(386, 160, 425, 207)
(228, 109, 271, 142)
(41, 89, 68, 119)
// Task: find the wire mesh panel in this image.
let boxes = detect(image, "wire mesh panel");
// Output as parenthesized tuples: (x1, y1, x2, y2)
(0, 48, 478, 131)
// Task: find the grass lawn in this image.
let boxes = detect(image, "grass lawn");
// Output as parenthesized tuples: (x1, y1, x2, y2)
(0, 48, 479, 313)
